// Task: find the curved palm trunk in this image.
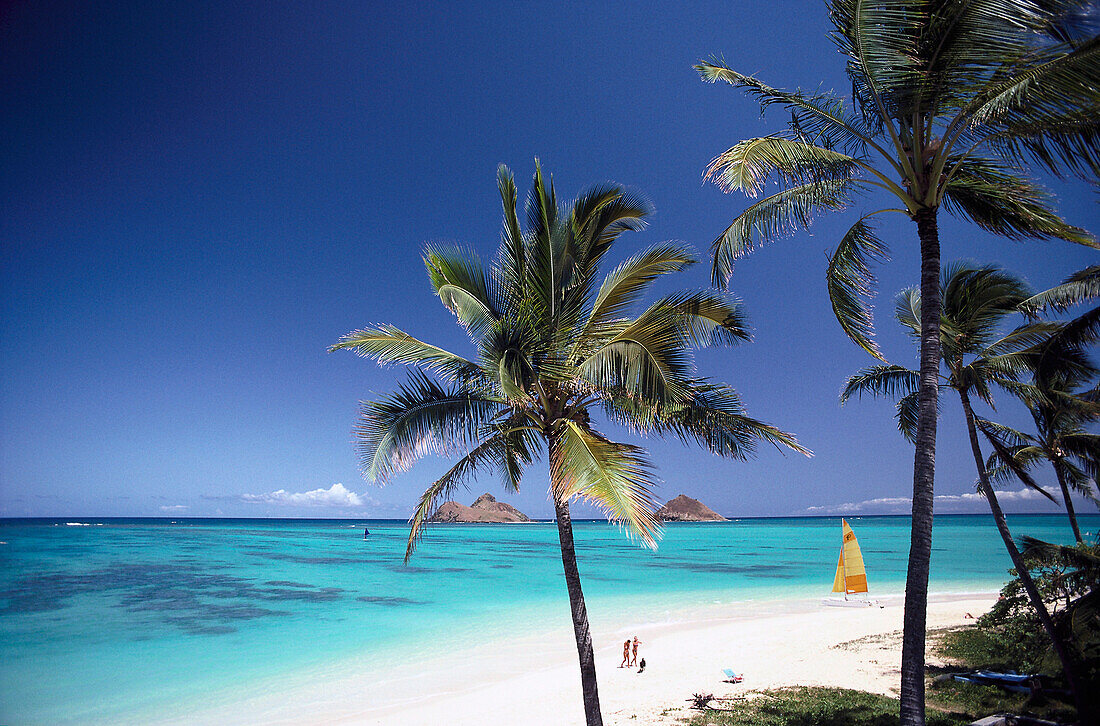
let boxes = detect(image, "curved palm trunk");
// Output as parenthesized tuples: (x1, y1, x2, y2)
(553, 494, 603, 726)
(958, 389, 1090, 721)
(1052, 458, 1084, 543)
(900, 208, 941, 726)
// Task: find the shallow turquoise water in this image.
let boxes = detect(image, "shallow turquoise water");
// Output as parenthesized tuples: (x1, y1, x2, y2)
(1, 514, 1095, 724)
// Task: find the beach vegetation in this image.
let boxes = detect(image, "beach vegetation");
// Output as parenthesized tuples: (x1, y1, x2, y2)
(331, 163, 808, 726)
(842, 263, 1097, 719)
(684, 686, 971, 725)
(697, 4, 1099, 723)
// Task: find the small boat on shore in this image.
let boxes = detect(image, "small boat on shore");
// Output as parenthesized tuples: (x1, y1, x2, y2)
(823, 519, 882, 608)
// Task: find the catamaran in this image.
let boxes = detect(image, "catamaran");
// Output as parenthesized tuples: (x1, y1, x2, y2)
(823, 519, 883, 608)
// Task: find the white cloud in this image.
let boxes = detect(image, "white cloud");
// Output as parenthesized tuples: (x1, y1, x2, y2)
(240, 483, 370, 509)
(804, 486, 1060, 515)
(159, 504, 189, 513)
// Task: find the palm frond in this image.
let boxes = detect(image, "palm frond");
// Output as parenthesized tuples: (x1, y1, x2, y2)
(827, 215, 891, 361)
(1021, 265, 1100, 313)
(551, 420, 661, 548)
(581, 242, 697, 343)
(424, 245, 501, 337)
(329, 325, 484, 383)
(495, 164, 526, 299)
(978, 417, 1058, 502)
(404, 435, 511, 562)
(355, 372, 503, 483)
(894, 286, 922, 334)
(653, 289, 751, 348)
(841, 364, 920, 403)
(984, 443, 1044, 485)
(940, 157, 1095, 245)
(896, 390, 921, 442)
(981, 322, 1062, 359)
(577, 302, 695, 405)
(612, 381, 811, 458)
(569, 184, 651, 276)
(969, 35, 1100, 178)
(696, 60, 875, 154)
(705, 136, 857, 197)
(710, 180, 852, 287)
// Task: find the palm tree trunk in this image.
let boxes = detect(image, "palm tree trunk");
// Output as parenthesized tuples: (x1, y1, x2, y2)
(900, 208, 941, 726)
(957, 388, 1090, 720)
(1052, 459, 1084, 543)
(553, 494, 603, 726)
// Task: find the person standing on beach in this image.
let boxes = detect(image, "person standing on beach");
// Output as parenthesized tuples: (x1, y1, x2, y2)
(620, 639, 630, 668)
(630, 636, 640, 667)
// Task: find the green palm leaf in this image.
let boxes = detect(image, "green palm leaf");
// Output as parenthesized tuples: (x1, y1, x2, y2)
(581, 242, 697, 342)
(355, 372, 502, 483)
(1021, 265, 1100, 313)
(941, 158, 1095, 245)
(404, 435, 513, 562)
(710, 180, 853, 286)
(424, 245, 501, 337)
(841, 364, 920, 403)
(828, 216, 892, 360)
(705, 136, 857, 196)
(329, 324, 483, 383)
(552, 420, 661, 548)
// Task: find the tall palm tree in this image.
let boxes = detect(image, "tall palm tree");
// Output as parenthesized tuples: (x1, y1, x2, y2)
(986, 377, 1100, 543)
(697, 4, 1099, 722)
(331, 164, 808, 726)
(987, 290, 1100, 542)
(842, 263, 1091, 719)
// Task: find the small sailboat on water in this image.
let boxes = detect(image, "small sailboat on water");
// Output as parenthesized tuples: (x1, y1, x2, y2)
(822, 519, 883, 608)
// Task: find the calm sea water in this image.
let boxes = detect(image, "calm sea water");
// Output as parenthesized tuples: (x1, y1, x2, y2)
(1, 513, 1095, 724)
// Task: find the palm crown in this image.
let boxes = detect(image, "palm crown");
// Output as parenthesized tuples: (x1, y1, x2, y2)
(332, 163, 808, 560)
(842, 263, 1055, 439)
(698, 0, 1097, 358)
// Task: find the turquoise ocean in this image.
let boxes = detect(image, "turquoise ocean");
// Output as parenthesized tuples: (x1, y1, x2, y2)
(1, 513, 1096, 724)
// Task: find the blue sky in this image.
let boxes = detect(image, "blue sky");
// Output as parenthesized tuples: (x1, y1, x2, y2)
(2, 1, 1097, 520)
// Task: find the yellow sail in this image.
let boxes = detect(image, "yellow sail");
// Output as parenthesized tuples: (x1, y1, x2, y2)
(831, 519, 868, 594)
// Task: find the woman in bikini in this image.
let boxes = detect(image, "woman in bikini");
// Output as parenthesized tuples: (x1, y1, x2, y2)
(620, 638, 630, 668)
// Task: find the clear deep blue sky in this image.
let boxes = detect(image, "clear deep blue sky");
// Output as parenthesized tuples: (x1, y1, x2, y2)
(2, 1, 1097, 520)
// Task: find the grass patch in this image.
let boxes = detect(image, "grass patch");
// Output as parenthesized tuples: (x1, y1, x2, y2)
(929, 626, 1077, 723)
(681, 687, 972, 726)
(936, 627, 1020, 671)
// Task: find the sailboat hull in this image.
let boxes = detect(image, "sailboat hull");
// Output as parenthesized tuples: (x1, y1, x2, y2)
(821, 596, 883, 608)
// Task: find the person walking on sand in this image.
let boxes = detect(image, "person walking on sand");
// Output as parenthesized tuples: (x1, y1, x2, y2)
(630, 636, 640, 667)
(619, 639, 630, 668)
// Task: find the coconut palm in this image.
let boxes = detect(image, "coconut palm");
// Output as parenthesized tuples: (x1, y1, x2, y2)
(987, 285, 1100, 543)
(697, 3, 1099, 721)
(331, 163, 808, 726)
(842, 263, 1091, 718)
(986, 378, 1100, 543)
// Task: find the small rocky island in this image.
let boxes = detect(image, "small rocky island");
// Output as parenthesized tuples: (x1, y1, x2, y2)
(427, 493, 532, 523)
(656, 494, 728, 522)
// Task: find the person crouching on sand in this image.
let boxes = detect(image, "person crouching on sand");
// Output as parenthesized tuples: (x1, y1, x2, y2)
(620, 639, 630, 668)
(630, 636, 640, 667)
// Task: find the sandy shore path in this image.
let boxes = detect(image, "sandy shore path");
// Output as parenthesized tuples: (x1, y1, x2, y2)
(343, 593, 994, 726)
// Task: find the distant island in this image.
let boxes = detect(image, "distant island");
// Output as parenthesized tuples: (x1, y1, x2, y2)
(656, 494, 728, 522)
(427, 493, 532, 523)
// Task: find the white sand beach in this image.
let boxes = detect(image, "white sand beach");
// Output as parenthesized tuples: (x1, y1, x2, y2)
(170, 592, 995, 725)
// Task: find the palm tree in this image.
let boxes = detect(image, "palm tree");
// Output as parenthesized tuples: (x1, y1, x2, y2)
(697, 4, 1098, 722)
(992, 266, 1100, 542)
(986, 375, 1100, 543)
(842, 263, 1091, 719)
(331, 163, 809, 726)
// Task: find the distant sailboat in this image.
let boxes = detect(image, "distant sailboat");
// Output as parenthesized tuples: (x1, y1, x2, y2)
(822, 519, 882, 608)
